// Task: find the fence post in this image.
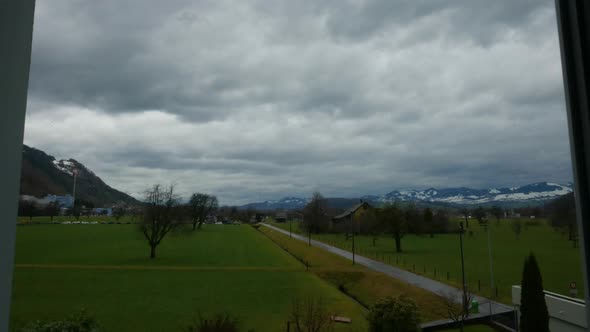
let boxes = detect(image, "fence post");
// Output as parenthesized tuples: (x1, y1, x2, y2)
(287, 321, 290, 332)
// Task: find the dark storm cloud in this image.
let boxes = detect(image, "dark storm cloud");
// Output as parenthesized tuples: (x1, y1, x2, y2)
(23, 0, 572, 204)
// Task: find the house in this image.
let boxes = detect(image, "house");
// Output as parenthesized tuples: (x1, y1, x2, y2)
(275, 211, 288, 223)
(332, 201, 373, 223)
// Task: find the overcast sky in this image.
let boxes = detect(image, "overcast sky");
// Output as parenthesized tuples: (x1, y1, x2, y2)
(23, 0, 573, 205)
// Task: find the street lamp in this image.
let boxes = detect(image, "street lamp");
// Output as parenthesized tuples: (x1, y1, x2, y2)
(459, 222, 467, 332)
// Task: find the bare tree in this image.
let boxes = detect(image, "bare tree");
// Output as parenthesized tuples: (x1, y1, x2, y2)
(302, 192, 330, 234)
(490, 205, 503, 224)
(44, 201, 60, 222)
(19, 199, 37, 221)
(112, 206, 126, 221)
(405, 203, 424, 235)
(424, 207, 434, 238)
(473, 206, 487, 227)
(512, 219, 523, 240)
(547, 192, 578, 247)
(441, 290, 473, 326)
(359, 209, 380, 246)
(459, 207, 470, 228)
(289, 297, 333, 332)
(188, 193, 219, 230)
(139, 184, 186, 259)
(378, 203, 407, 253)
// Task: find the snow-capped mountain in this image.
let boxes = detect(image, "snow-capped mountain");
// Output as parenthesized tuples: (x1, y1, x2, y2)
(239, 196, 311, 210)
(362, 182, 573, 205)
(239, 182, 573, 210)
(20, 145, 137, 206)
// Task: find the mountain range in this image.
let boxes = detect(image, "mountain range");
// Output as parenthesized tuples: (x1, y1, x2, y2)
(20, 145, 138, 206)
(239, 182, 573, 211)
(19, 145, 573, 210)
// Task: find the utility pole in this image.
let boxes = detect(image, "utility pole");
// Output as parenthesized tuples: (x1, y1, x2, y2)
(459, 222, 467, 332)
(350, 213, 355, 265)
(487, 222, 495, 320)
(71, 169, 78, 213)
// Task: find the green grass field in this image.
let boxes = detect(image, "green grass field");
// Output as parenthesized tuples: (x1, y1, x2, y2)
(271, 218, 584, 304)
(258, 226, 451, 322)
(10, 224, 368, 332)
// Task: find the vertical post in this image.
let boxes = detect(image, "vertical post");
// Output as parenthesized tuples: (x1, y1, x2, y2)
(0, 2, 36, 331)
(289, 219, 292, 238)
(71, 170, 77, 216)
(350, 214, 355, 265)
(555, 1, 590, 325)
(459, 222, 467, 332)
(487, 224, 495, 319)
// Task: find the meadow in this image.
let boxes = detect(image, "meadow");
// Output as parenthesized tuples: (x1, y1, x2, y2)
(271, 218, 584, 304)
(10, 224, 368, 332)
(257, 226, 451, 322)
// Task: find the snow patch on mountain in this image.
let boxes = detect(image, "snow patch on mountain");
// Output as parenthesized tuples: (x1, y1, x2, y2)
(52, 160, 73, 175)
(365, 182, 572, 205)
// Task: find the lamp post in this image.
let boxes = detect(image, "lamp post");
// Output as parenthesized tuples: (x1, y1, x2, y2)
(459, 222, 467, 332)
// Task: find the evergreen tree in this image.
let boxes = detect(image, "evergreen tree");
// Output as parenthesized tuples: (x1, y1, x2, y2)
(519, 253, 549, 332)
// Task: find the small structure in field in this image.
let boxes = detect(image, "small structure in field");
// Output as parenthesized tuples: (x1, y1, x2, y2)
(275, 211, 288, 223)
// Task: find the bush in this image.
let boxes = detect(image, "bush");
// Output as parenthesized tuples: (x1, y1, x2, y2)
(19, 309, 99, 332)
(367, 296, 420, 332)
(289, 297, 333, 332)
(185, 313, 244, 332)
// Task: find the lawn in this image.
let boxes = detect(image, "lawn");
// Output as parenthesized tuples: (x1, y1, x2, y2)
(10, 224, 368, 332)
(271, 218, 584, 304)
(257, 226, 451, 322)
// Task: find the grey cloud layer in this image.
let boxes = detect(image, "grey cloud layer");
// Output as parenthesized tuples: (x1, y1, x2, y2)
(24, 0, 572, 204)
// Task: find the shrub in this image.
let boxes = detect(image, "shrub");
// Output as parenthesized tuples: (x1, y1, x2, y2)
(367, 296, 420, 332)
(19, 309, 99, 332)
(185, 313, 243, 332)
(289, 297, 333, 332)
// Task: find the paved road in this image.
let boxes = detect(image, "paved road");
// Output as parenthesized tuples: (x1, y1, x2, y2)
(262, 223, 515, 320)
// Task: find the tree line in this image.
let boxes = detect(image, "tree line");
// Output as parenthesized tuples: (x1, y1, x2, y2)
(300, 192, 452, 253)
